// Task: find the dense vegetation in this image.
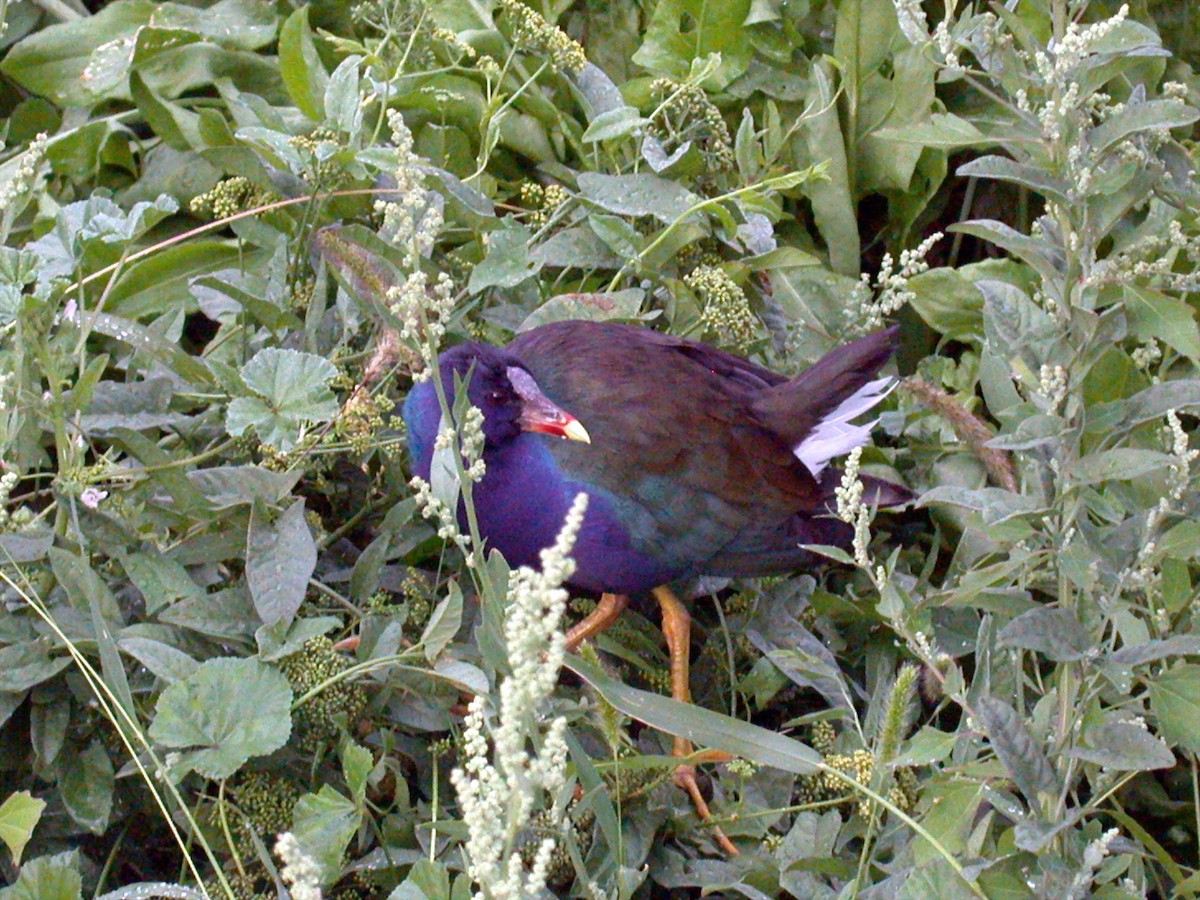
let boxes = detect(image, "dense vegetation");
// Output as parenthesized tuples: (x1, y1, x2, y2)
(0, 0, 1199, 897)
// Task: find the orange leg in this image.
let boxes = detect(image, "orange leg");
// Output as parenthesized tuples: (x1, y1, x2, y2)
(653, 586, 739, 856)
(565, 592, 629, 651)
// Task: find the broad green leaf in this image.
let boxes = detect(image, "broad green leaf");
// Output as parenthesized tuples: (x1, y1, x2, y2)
(59, 740, 113, 834)
(0, 850, 83, 900)
(467, 222, 540, 292)
(1125, 285, 1200, 362)
(325, 55, 364, 135)
(0, 1, 154, 106)
(998, 607, 1093, 662)
(149, 657, 292, 779)
(1068, 448, 1173, 485)
(916, 486, 1043, 526)
(279, 6, 327, 119)
(957, 155, 1071, 205)
(292, 785, 359, 884)
(0, 791, 45, 867)
(1068, 722, 1174, 771)
(875, 112, 990, 149)
(976, 696, 1059, 807)
(529, 227, 624, 270)
(227, 348, 339, 450)
(1149, 665, 1200, 753)
(578, 172, 700, 223)
(583, 105, 651, 142)
(633, 3, 753, 87)
(246, 498, 316, 627)
(0, 643, 71, 693)
(117, 636, 199, 683)
(517, 289, 646, 331)
(1090, 99, 1199, 156)
(342, 741, 373, 806)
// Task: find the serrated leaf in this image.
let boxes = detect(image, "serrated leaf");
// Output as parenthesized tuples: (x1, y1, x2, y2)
(0, 791, 45, 867)
(998, 607, 1093, 662)
(0, 849, 83, 900)
(1149, 665, 1200, 754)
(292, 785, 358, 884)
(1068, 722, 1174, 770)
(246, 498, 316, 627)
(149, 657, 292, 780)
(227, 348, 338, 450)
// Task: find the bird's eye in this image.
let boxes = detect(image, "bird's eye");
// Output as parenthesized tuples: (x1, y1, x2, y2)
(487, 390, 507, 403)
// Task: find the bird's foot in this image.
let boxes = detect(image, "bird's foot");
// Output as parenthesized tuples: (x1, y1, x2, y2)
(673, 762, 740, 856)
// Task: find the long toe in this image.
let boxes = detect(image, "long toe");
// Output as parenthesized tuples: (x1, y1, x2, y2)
(672, 762, 740, 856)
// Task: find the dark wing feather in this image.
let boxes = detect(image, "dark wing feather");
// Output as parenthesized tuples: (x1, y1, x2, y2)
(750, 326, 899, 447)
(506, 321, 830, 571)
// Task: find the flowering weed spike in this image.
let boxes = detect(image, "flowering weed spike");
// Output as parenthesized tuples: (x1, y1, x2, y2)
(451, 493, 589, 900)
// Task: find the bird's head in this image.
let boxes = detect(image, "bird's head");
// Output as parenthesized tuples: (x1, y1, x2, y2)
(435, 342, 591, 447)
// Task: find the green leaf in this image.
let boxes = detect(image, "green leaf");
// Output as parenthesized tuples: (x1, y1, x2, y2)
(998, 607, 1093, 662)
(246, 498, 316, 627)
(529, 227, 624, 270)
(1068, 448, 1173, 485)
(1090, 99, 1199, 157)
(342, 741, 373, 807)
(0, 791, 45, 867)
(565, 655, 821, 774)
(1125, 285, 1200, 363)
(420, 581, 463, 662)
(0, 850, 83, 900)
(59, 740, 113, 835)
(467, 222, 540, 293)
(0, 643, 71, 693)
(227, 348, 339, 450)
(0, 1, 154, 107)
(279, 6, 327, 119)
(976, 696, 1059, 808)
(874, 112, 989, 149)
(149, 657, 292, 779)
(292, 785, 359, 884)
(582, 105, 651, 143)
(516, 288, 646, 331)
(117, 636, 199, 683)
(1068, 721, 1174, 771)
(633, 2, 753, 87)
(1149, 665, 1200, 754)
(577, 172, 700, 223)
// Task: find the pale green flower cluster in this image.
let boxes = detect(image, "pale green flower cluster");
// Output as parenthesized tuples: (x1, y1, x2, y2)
(685, 265, 757, 350)
(451, 493, 588, 900)
(0, 132, 46, 212)
(495, 0, 586, 74)
(377, 108, 444, 267)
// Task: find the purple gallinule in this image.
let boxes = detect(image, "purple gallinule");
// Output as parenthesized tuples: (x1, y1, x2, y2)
(405, 320, 907, 852)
